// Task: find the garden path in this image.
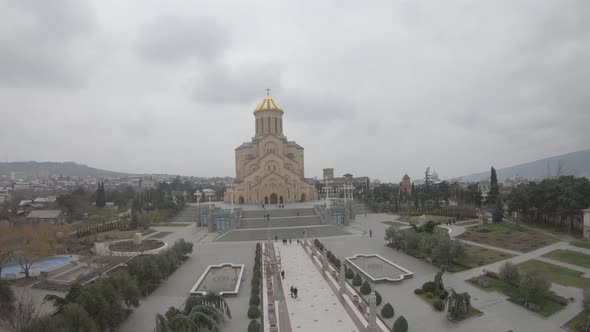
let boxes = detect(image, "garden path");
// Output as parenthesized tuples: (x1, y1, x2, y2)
(277, 242, 358, 332)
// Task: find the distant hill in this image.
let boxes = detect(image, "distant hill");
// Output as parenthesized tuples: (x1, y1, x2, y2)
(0, 161, 135, 178)
(457, 148, 590, 182)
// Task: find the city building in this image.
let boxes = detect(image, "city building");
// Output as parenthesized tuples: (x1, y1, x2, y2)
(225, 93, 318, 204)
(400, 174, 412, 194)
(25, 210, 65, 225)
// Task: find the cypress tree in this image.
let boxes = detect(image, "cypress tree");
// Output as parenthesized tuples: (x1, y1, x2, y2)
(488, 166, 499, 205)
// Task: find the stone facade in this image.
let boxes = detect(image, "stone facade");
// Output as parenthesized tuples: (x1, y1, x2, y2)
(225, 94, 318, 204)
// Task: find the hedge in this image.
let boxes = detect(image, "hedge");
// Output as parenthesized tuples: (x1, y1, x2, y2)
(433, 300, 445, 311)
(414, 289, 423, 295)
(247, 305, 260, 319)
(248, 319, 260, 332)
(393, 316, 408, 332)
(375, 291, 382, 306)
(360, 281, 371, 295)
(249, 294, 260, 306)
(381, 303, 394, 318)
(352, 273, 362, 287)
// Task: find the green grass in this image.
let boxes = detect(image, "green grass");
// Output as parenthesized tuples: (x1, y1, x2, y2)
(449, 244, 514, 272)
(456, 220, 480, 226)
(517, 259, 590, 289)
(149, 231, 173, 239)
(571, 241, 590, 249)
(543, 249, 590, 269)
(467, 275, 568, 317)
(564, 310, 590, 331)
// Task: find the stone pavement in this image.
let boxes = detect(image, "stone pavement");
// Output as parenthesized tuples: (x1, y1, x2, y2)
(214, 225, 350, 242)
(277, 242, 358, 331)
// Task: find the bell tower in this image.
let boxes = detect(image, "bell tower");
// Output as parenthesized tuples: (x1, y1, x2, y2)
(254, 89, 284, 138)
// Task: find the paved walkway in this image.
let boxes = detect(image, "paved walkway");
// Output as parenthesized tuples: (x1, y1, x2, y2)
(277, 243, 358, 331)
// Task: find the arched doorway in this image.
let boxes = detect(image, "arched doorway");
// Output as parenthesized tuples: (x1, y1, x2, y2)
(264, 196, 269, 204)
(300, 193, 306, 201)
(279, 196, 284, 204)
(239, 196, 244, 204)
(270, 193, 278, 204)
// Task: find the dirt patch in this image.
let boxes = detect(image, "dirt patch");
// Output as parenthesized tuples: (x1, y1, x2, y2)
(457, 223, 557, 252)
(109, 239, 165, 252)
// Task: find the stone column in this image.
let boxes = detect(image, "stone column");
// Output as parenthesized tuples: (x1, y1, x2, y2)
(368, 289, 377, 330)
(322, 248, 328, 272)
(339, 263, 346, 294)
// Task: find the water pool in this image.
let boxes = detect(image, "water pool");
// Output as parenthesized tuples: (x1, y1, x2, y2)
(1, 256, 70, 278)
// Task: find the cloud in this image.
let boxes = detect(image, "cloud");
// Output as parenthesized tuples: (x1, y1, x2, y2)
(136, 15, 229, 64)
(0, 0, 95, 87)
(192, 62, 282, 105)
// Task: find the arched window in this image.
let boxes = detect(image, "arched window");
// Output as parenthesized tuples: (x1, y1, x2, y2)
(274, 118, 277, 133)
(267, 117, 271, 133)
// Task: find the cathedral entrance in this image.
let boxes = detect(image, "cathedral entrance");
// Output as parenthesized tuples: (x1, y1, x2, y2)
(279, 196, 284, 204)
(239, 196, 244, 204)
(264, 196, 269, 204)
(270, 193, 278, 204)
(301, 193, 306, 201)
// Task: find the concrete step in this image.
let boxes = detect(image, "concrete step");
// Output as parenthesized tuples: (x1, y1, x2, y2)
(241, 216, 322, 229)
(242, 208, 316, 219)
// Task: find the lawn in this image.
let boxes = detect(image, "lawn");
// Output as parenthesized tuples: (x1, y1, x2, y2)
(542, 249, 590, 269)
(455, 220, 480, 226)
(571, 241, 590, 249)
(564, 310, 590, 331)
(150, 223, 191, 227)
(449, 244, 514, 272)
(467, 275, 568, 318)
(516, 259, 590, 289)
(149, 231, 173, 239)
(456, 222, 558, 252)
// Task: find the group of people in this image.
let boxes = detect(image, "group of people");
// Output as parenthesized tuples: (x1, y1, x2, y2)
(264, 214, 271, 222)
(276, 237, 300, 245)
(289, 285, 299, 299)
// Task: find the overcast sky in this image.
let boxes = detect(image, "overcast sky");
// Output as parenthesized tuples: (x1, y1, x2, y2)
(1, 0, 589, 182)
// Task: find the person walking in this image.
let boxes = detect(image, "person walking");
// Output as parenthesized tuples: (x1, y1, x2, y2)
(275, 235, 278, 242)
(293, 286, 298, 299)
(290, 285, 294, 298)
(289, 238, 292, 244)
(369, 229, 373, 238)
(281, 270, 285, 279)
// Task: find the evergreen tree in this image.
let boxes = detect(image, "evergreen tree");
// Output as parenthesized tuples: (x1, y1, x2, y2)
(487, 166, 499, 205)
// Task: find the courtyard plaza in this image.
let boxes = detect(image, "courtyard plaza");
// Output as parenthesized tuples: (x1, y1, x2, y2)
(30, 204, 584, 332)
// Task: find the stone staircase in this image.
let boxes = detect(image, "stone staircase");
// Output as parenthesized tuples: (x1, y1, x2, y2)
(240, 208, 322, 229)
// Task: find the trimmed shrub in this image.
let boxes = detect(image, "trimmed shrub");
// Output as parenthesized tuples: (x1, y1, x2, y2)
(345, 268, 354, 279)
(251, 285, 260, 295)
(485, 270, 500, 280)
(381, 303, 394, 318)
(393, 315, 408, 332)
(247, 305, 261, 319)
(248, 319, 260, 332)
(352, 273, 362, 287)
(375, 291, 382, 306)
(249, 294, 260, 306)
(426, 292, 434, 299)
(433, 300, 445, 311)
(414, 288, 423, 295)
(360, 281, 371, 295)
(422, 281, 435, 293)
(439, 290, 449, 300)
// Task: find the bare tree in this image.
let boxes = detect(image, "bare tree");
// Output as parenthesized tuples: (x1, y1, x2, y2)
(0, 292, 39, 332)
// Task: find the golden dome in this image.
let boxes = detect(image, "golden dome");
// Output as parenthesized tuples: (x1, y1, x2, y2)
(254, 95, 283, 112)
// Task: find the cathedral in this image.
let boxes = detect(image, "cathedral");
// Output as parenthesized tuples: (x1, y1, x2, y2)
(224, 93, 318, 204)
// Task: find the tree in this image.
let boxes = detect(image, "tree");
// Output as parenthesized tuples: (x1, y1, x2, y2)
(584, 289, 590, 313)
(499, 262, 520, 286)
(487, 166, 499, 205)
(381, 303, 394, 318)
(0, 293, 38, 332)
(519, 271, 550, 307)
(154, 293, 231, 332)
(446, 289, 472, 321)
(59, 303, 99, 332)
(492, 197, 503, 223)
(392, 315, 407, 332)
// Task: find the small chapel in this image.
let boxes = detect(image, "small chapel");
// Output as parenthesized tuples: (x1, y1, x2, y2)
(224, 92, 318, 204)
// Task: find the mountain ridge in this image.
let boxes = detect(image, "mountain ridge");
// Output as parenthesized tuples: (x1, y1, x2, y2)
(456, 148, 590, 182)
(0, 161, 136, 178)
